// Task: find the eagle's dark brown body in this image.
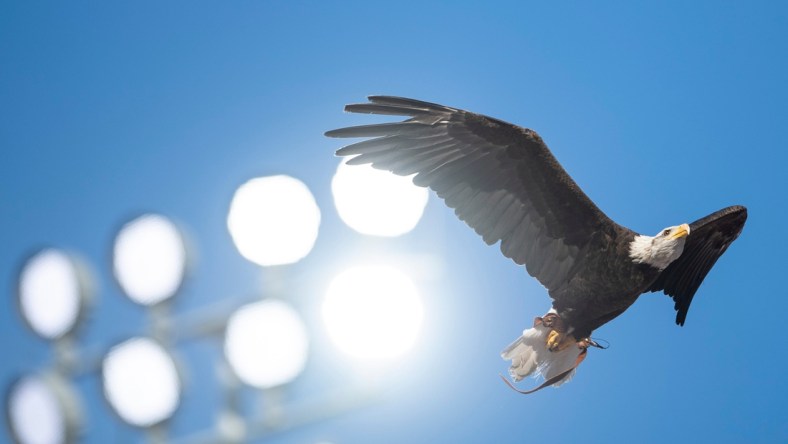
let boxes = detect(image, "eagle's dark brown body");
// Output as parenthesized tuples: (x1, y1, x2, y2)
(549, 228, 658, 339)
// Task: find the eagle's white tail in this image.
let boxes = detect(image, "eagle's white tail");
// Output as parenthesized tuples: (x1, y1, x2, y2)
(501, 323, 582, 386)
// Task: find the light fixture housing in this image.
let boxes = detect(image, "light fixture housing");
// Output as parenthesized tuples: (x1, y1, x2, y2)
(16, 248, 93, 341)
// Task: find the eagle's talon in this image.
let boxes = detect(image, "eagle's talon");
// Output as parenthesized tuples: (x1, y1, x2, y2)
(547, 329, 576, 352)
(546, 330, 563, 352)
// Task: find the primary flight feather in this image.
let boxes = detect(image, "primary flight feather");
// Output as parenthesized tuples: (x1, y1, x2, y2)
(326, 96, 747, 391)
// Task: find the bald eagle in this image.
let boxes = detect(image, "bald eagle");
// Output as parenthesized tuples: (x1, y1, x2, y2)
(326, 96, 747, 392)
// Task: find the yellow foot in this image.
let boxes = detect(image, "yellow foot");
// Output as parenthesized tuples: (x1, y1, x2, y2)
(546, 329, 576, 352)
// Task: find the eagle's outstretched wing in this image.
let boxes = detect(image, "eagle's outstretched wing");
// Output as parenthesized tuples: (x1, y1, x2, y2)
(326, 96, 622, 293)
(648, 205, 747, 325)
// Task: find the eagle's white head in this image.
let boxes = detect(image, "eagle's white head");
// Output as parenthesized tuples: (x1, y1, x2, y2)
(629, 223, 691, 270)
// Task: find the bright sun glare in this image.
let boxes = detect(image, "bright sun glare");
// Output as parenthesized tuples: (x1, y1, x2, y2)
(323, 265, 424, 361)
(331, 160, 428, 237)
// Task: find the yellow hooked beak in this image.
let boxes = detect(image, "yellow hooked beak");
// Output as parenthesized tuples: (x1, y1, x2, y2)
(669, 223, 691, 240)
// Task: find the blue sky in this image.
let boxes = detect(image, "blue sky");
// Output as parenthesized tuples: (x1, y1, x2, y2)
(2, 1, 787, 443)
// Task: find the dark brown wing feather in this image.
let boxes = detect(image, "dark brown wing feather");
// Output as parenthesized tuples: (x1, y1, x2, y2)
(648, 205, 747, 326)
(326, 96, 621, 293)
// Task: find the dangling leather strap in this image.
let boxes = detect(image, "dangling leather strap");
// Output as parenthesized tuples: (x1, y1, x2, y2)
(499, 348, 588, 395)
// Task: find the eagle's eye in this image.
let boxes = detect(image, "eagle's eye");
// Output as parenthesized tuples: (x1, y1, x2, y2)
(662, 229, 671, 236)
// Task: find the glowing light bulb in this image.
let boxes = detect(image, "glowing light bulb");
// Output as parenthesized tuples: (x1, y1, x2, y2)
(113, 214, 187, 305)
(227, 175, 321, 266)
(18, 249, 88, 340)
(224, 299, 309, 388)
(6, 374, 80, 444)
(331, 160, 428, 237)
(102, 338, 181, 428)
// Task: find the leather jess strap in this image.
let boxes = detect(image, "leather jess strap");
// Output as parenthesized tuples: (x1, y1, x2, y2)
(499, 347, 588, 395)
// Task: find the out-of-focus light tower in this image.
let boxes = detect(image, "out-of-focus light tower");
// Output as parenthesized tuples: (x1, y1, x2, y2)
(5, 163, 432, 443)
(102, 175, 323, 444)
(217, 175, 319, 443)
(7, 248, 94, 444)
(106, 214, 190, 442)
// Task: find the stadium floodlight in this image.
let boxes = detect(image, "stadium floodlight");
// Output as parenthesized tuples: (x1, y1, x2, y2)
(17, 249, 92, 340)
(112, 214, 188, 306)
(5, 373, 81, 444)
(227, 175, 321, 267)
(101, 337, 182, 428)
(224, 299, 309, 389)
(323, 265, 424, 361)
(331, 160, 428, 237)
